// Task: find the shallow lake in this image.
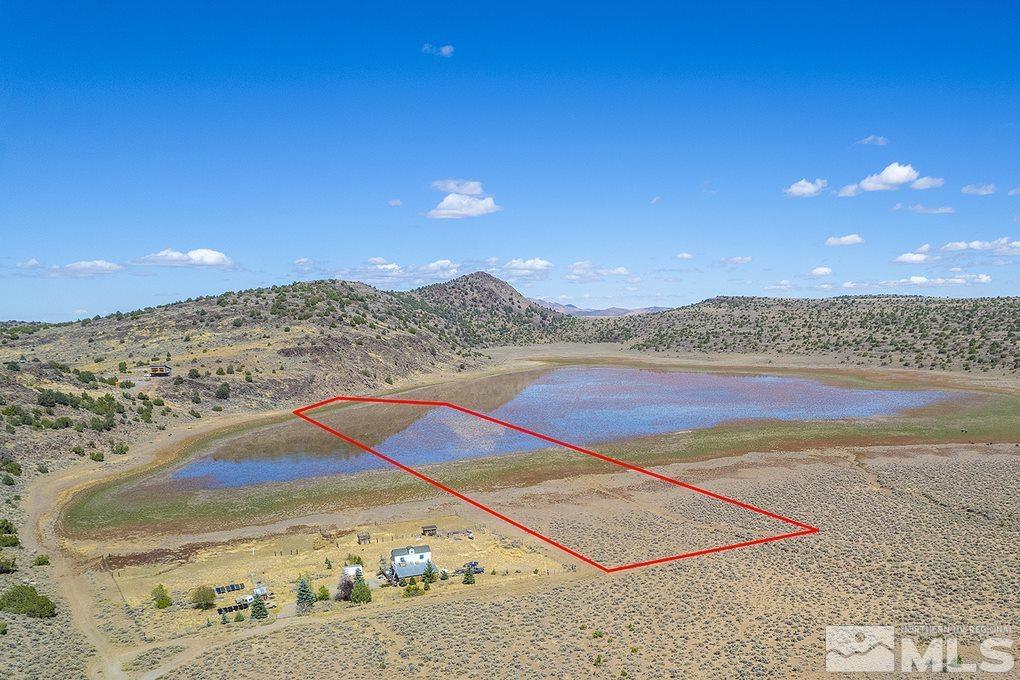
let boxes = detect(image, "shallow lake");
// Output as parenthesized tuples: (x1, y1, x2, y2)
(172, 366, 950, 488)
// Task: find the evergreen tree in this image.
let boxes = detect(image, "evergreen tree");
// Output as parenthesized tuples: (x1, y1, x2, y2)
(251, 594, 268, 619)
(316, 585, 330, 601)
(295, 578, 316, 613)
(422, 561, 436, 583)
(462, 569, 476, 585)
(351, 578, 372, 604)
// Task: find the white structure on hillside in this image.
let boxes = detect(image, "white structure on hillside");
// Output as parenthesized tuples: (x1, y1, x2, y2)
(390, 544, 432, 579)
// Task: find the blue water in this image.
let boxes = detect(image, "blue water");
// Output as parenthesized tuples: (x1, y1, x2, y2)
(171, 367, 949, 488)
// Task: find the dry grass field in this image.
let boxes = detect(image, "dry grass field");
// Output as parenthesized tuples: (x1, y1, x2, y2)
(142, 446, 1018, 679)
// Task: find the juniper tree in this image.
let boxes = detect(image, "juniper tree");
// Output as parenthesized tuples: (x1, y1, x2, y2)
(351, 578, 372, 604)
(462, 569, 475, 585)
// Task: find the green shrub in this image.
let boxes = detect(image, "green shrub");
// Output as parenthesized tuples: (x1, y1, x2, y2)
(189, 585, 216, 609)
(351, 578, 372, 604)
(0, 519, 14, 534)
(32, 554, 50, 566)
(0, 584, 56, 618)
(215, 383, 230, 399)
(0, 555, 15, 573)
(89, 451, 104, 462)
(188, 369, 200, 379)
(152, 584, 172, 609)
(0, 535, 18, 548)
(316, 585, 330, 601)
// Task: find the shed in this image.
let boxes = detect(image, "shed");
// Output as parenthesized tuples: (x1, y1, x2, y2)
(421, 524, 438, 537)
(149, 364, 172, 377)
(357, 531, 371, 545)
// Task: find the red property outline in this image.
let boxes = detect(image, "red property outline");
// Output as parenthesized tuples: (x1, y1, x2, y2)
(293, 395, 819, 573)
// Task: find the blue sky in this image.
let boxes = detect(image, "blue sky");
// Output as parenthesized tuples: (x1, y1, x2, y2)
(2, 2, 1018, 321)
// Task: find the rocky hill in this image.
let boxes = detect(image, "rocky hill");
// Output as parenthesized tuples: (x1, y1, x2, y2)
(398, 272, 579, 345)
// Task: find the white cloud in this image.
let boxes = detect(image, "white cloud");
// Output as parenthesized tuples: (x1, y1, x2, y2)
(498, 257, 554, 280)
(388, 198, 403, 206)
(431, 179, 484, 196)
(911, 176, 944, 190)
(893, 202, 954, 214)
(837, 184, 861, 197)
(422, 43, 454, 57)
(1008, 186, 1020, 196)
(766, 280, 792, 291)
(783, 178, 827, 198)
(720, 256, 752, 265)
(961, 183, 996, 195)
(428, 194, 503, 219)
(136, 248, 233, 268)
(825, 233, 864, 246)
(858, 162, 919, 192)
(894, 244, 933, 264)
(809, 266, 832, 277)
(880, 273, 991, 287)
(857, 134, 889, 146)
(563, 261, 630, 282)
(419, 259, 460, 277)
(16, 258, 41, 269)
(428, 179, 502, 219)
(674, 252, 694, 260)
(940, 237, 1020, 255)
(55, 260, 124, 277)
(650, 196, 662, 204)
(336, 257, 463, 287)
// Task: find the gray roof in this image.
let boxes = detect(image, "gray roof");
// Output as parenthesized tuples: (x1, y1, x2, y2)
(390, 544, 431, 560)
(394, 562, 431, 579)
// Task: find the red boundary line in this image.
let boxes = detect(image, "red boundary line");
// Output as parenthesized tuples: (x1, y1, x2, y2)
(293, 395, 819, 573)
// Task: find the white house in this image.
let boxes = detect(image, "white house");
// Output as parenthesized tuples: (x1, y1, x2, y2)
(390, 544, 433, 579)
(343, 564, 364, 580)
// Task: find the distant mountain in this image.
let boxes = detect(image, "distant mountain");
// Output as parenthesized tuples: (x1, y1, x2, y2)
(530, 298, 671, 317)
(400, 272, 579, 346)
